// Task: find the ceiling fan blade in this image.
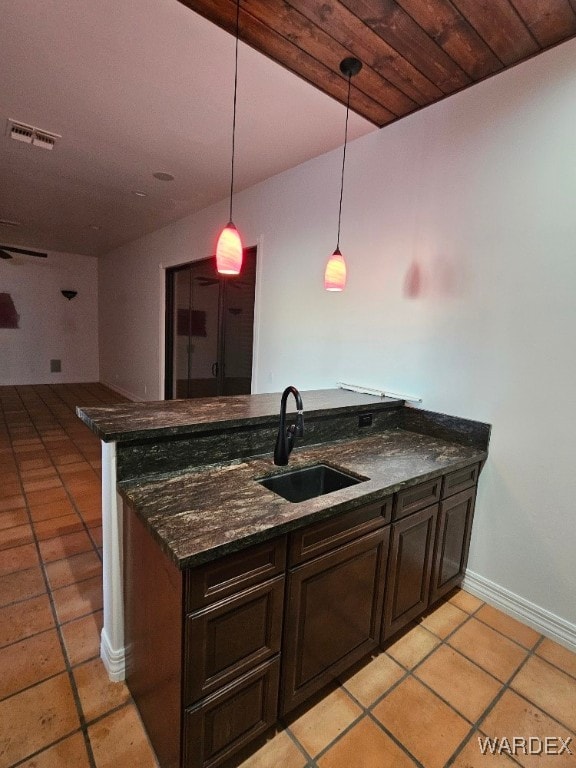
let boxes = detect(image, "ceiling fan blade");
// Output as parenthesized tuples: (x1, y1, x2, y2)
(0, 245, 47, 258)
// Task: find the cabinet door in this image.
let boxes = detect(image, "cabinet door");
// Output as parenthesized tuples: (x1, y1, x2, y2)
(382, 505, 437, 641)
(281, 527, 389, 715)
(430, 487, 476, 604)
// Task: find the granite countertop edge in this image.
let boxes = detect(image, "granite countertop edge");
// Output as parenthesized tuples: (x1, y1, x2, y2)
(76, 390, 404, 443)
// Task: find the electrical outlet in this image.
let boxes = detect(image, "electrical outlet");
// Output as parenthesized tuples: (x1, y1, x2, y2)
(50, 359, 61, 373)
(358, 412, 373, 428)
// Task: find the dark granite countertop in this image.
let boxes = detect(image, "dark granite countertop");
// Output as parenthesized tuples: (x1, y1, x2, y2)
(119, 428, 487, 570)
(76, 389, 403, 442)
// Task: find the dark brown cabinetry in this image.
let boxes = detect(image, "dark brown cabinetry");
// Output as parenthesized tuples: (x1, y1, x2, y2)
(182, 542, 286, 768)
(382, 504, 438, 639)
(281, 525, 390, 713)
(125, 463, 481, 768)
(381, 463, 480, 641)
(430, 486, 476, 603)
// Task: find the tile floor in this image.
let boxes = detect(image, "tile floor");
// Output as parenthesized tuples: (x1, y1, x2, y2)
(1, 383, 575, 768)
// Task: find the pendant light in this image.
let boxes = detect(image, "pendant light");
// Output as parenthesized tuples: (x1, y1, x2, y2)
(216, 0, 243, 275)
(324, 57, 362, 291)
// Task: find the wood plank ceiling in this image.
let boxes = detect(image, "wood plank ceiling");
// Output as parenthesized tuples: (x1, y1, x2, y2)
(178, 0, 576, 127)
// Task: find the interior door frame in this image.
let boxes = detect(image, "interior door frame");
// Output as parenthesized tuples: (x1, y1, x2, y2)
(164, 247, 257, 400)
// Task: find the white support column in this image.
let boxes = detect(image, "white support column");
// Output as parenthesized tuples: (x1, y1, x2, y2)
(100, 440, 126, 681)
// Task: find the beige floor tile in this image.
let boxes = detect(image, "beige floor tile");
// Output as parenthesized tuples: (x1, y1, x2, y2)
(414, 644, 502, 722)
(0, 593, 55, 647)
(45, 550, 102, 590)
(0, 672, 80, 768)
(38, 530, 95, 562)
(239, 730, 307, 768)
(448, 618, 528, 682)
(0, 522, 34, 551)
(341, 652, 405, 707)
(61, 610, 103, 666)
(481, 689, 576, 768)
(318, 717, 416, 768)
(452, 732, 518, 767)
(0, 565, 46, 607)
(373, 676, 471, 768)
(33, 513, 84, 541)
(52, 575, 103, 623)
(386, 624, 440, 669)
(419, 601, 469, 639)
(511, 655, 576, 732)
(288, 687, 363, 757)
(0, 628, 65, 699)
(16, 731, 91, 767)
(0, 542, 39, 576)
(475, 604, 541, 649)
(536, 638, 576, 680)
(88, 704, 160, 768)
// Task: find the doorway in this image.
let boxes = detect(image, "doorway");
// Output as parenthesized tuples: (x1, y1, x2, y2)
(164, 247, 257, 400)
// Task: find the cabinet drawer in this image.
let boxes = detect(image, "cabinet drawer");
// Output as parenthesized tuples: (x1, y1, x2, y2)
(183, 658, 280, 768)
(393, 477, 441, 520)
(288, 500, 391, 566)
(184, 576, 284, 705)
(185, 537, 286, 611)
(442, 463, 479, 498)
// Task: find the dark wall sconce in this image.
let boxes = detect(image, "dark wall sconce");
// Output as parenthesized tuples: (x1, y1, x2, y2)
(61, 290, 77, 300)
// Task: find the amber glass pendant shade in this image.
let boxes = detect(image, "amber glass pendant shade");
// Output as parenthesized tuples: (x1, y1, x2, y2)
(216, 221, 243, 275)
(324, 248, 346, 291)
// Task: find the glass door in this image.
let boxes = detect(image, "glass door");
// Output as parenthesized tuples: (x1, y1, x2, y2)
(165, 248, 256, 399)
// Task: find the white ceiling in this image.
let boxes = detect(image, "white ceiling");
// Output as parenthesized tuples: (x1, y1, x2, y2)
(0, 0, 375, 257)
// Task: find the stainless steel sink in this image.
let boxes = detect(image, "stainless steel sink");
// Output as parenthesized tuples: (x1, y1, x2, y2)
(257, 463, 366, 503)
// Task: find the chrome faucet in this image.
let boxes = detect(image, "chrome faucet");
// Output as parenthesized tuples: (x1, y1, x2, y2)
(273, 386, 304, 465)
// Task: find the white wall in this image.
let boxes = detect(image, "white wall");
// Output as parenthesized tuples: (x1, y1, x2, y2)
(99, 39, 576, 628)
(0, 249, 99, 385)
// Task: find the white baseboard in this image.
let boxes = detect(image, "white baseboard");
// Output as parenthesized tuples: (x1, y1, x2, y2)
(100, 629, 126, 682)
(100, 380, 141, 402)
(463, 570, 576, 653)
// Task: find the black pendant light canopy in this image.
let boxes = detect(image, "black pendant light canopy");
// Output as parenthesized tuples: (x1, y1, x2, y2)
(324, 57, 362, 291)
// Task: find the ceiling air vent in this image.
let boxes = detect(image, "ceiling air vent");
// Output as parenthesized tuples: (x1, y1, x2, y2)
(6, 119, 61, 150)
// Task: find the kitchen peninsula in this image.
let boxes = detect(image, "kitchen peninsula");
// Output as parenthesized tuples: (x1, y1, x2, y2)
(78, 389, 490, 768)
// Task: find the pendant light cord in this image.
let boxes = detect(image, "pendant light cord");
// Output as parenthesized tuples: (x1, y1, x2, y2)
(336, 73, 352, 250)
(229, 0, 240, 223)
